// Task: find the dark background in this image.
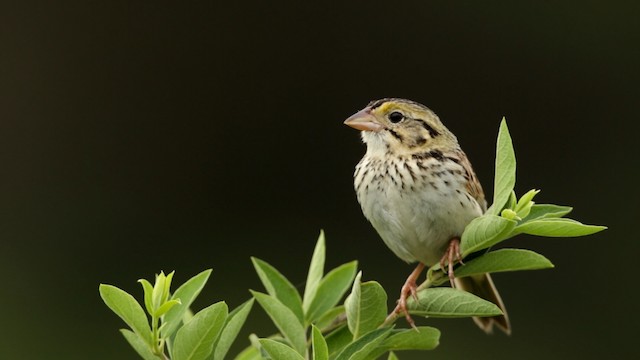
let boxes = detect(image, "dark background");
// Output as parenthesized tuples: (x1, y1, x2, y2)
(1, 1, 637, 359)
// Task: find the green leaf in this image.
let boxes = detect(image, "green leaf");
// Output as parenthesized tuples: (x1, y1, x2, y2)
(233, 344, 262, 360)
(522, 204, 573, 221)
(312, 325, 329, 360)
(120, 329, 163, 360)
(388, 352, 399, 360)
(454, 249, 554, 278)
(250, 291, 307, 355)
(155, 299, 182, 317)
(315, 305, 345, 330)
(514, 189, 539, 218)
(487, 119, 516, 215)
(212, 299, 255, 360)
(334, 327, 392, 360)
(162, 269, 212, 338)
(258, 339, 305, 360)
(380, 327, 440, 351)
(99, 284, 152, 345)
(365, 326, 441, 360)
(515, 189, 539, 212)
(152, 272, 170, 310)
(407, 288, 502, 318)
(251, 257, 304, 324)
(460, 215, 517, 256)
(515, 218, 607, 237)
(303, 230, 326, 313)
(138, 279, 155, 315)
(306, 261, 358, 324)
(345, 272, 387, 339)
(173, 302, 228, 360)
(505, 191, 517, 211)
(163, 271, 176, 304)
(325, 325, 352, 357)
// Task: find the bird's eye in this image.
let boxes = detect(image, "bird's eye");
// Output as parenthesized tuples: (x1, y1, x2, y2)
(388, 111, 404, 123)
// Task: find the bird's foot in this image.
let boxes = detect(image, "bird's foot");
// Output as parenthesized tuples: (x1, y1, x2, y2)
(386, 262, 425, 330)
(439, 238, 464, 287)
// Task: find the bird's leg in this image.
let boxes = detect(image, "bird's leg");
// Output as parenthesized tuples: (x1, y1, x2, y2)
(439, 237, 464, 287)
(387, 262, 425, 329)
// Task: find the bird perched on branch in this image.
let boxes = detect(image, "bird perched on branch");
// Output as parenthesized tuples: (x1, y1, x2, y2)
(345, 98, 510, 334)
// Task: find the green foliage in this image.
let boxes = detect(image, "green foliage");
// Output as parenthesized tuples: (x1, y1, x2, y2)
(453, 249, 553, 278)
(312, 325, 329, 360)
(344, 272, 387, 339)
(99, 270, 253, 360)
(213, 299, 255, 360)
(487, 118, 517, 216)
(407, 288, 502, 318)
(250, 291, 307, 355)
(101, 119, 606, 359)
(459, 119, 605, 258)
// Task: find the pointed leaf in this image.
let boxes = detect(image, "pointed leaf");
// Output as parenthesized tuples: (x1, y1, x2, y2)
(306, 261, 358, 323)
(505, 191, 517, 211)
(460, 215, 517, 256)
(407, 288, 502, 318)
(514, 189, 539, 218)
(233, 344, 262, 360)
(152, 272, 167, 310)
(380, 327, 440, 351)
(365, 326, 441, 360)
(163, 271, 176, 304)
(455, 249, 554, 278)
(312, 325, 329, 360)
(259, 339, 305, 360)
(487, 119, 516, 215)
(251, 257, 304, 324)
(120, 329, 163, 360)
(334, 327, 392, 360)
(99, 284, 152, 345)
(173, 302, 228, 360)
(345, 272, 387, 338)
(388, 352, 399, 360)
(522, 204, 573, 221)
(155, 299, 182, 317)
(516, 218, 606, 237)
(212, 299, 255, 360)
(325, 325, 353, 357)
(138, 279, 155, 315)
(250, 291, 306, 355)
(304, 230, 326, 312)
(162, 269, 212, 338)
(515, 189, 539, 212)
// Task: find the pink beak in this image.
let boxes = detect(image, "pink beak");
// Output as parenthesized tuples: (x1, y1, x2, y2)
(344, 109, 385, 132)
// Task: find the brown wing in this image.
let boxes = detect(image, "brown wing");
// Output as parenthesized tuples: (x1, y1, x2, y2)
(453, 149, 487, 213)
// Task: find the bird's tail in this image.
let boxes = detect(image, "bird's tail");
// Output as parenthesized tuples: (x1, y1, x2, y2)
(454, 273, 511, 335)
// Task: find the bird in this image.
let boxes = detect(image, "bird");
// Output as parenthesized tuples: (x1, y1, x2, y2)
(344, 98, 510, 334)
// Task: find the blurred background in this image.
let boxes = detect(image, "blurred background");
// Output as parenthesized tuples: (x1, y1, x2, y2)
(1, 1, 637, 359)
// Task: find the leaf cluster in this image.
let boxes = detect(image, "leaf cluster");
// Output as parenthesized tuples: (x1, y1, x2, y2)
(100, 119, 606, 360)
(241, 232, 446, 360)
(100, 270, 253, 360)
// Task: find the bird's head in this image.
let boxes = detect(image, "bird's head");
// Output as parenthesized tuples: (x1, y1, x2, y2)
(344, 98, 457, 156)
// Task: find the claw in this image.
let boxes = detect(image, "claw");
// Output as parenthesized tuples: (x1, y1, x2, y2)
(386, 262, 425, 330)
(440, 238, 464, 288)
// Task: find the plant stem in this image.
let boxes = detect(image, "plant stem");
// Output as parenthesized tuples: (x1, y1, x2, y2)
(151, 314, 164, 356)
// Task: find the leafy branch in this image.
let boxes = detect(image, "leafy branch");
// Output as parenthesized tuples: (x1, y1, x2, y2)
(100, 118, 606, 360)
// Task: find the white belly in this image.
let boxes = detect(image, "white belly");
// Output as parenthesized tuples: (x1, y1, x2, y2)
(355, 157, 483, 265)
